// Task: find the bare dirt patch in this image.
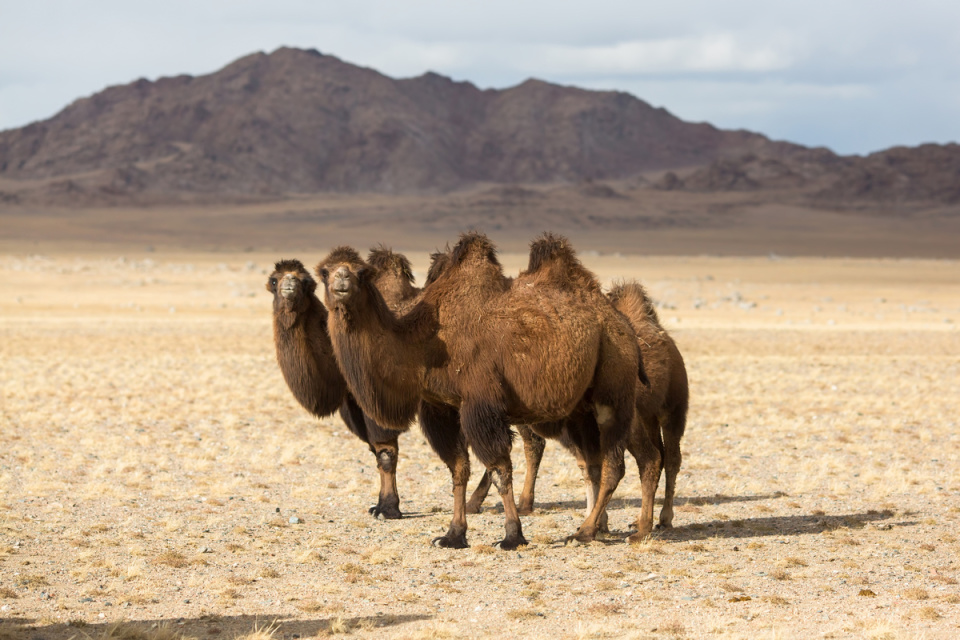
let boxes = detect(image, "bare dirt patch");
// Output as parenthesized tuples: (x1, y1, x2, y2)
(1, 250, 958, 639)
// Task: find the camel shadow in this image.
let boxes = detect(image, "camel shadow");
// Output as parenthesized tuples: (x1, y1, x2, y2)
(531, 510, 905, 546)
(1, 612, 433, 639)
(513, 492, 786, 514)
(656, 510, 909, 542)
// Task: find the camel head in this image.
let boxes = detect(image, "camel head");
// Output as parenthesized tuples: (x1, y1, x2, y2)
(316, 247, 371, 307)
(267, 259, 317, 313)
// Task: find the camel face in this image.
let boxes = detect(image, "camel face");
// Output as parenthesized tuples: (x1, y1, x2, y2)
(318, 262, 365, 306)
(330, 265, 355, 300)
(268, 260, 316, 311)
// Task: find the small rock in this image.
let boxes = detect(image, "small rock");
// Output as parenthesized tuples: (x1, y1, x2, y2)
(199, 546, 213, 554)
(289, 516, 301, 524)
(80, 597, 94, 603)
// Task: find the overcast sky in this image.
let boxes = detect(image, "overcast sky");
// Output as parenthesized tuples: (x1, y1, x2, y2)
(1, 1, 958, 155)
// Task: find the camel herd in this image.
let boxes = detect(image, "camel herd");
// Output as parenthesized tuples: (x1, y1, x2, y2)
(267, 232, 688, 549)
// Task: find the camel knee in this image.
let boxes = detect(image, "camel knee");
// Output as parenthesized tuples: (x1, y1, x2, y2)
(376, 449, 397, 474)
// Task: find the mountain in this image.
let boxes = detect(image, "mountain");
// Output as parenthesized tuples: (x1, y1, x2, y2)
(0, 47, 797, 202)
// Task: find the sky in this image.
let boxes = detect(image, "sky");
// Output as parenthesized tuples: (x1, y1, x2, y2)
(1, 1, 958, 156)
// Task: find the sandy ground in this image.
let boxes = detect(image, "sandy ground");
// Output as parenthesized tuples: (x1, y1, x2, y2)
(1, 247, 959, 639)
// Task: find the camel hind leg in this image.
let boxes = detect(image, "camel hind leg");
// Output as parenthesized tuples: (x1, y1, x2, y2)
(419, 402, 470, 548)
(658, 403, 687, 529)
(466, 426, 545, 515)
(569, 401, 628, 543)
(460, 400, 528, 550)
(626, 413, 662, 543)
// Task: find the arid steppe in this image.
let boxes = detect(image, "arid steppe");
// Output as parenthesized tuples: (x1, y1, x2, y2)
(1, 245, 958, 639)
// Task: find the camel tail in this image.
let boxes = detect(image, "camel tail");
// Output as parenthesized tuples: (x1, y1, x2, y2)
(526, 232, 601, 293)
(367, 245, 415, 284)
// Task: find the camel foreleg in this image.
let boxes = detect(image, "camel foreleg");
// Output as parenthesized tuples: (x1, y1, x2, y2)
(419, 402, 470, 548)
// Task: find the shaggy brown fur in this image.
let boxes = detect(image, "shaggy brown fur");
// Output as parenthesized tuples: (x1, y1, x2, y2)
(267, 253, 421, 520)
(318, 232, 640, 549)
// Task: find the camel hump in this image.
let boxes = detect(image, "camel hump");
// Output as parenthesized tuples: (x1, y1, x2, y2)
(425, 245, 453, 285)
(525, 232, 601, 293)
(367, 246, 415, 284)
(274, 258, 308, 274)
(450, 231, 500, 268)
(608, 280, 661, 326)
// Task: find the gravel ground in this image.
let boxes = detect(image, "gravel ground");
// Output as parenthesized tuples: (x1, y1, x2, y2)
(1, 251, 958, 639)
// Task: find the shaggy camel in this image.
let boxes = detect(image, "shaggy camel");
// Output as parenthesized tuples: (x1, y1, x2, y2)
(269, 251, 510, 520)
(608, 281, 689, 534)
(267, 250, 420, 519)
(462, 234, 663, 537)
(467, 276, 689, 539)
(318, 232, 641, 549)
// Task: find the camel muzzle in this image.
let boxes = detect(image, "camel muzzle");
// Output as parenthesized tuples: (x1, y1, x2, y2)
(279, 275, 299, 299)
(331, 267, 352, 298)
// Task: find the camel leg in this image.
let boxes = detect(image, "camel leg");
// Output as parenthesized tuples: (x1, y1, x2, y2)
(569, 402, 628, 543)
(466, 426, 545, 515)
(572, 446, 607, 534)
(419, 402, 470, 549)
(516, 425, 546, 515)
(461, 401, 527, 550)
(465, 471, 493, 514)
(626, 414, 662, 543)
(338, 397, 402, 519)
(658, 405, 686, 529)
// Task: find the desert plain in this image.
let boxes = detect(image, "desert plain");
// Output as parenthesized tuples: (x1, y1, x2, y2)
(1, 232, 959, 640)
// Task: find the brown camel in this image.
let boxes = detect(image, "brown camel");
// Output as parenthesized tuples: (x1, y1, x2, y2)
(267, 250, 421, 520)
(318, 232, 641, 549)
(608, 281, 689, 535)
(456, 239, 689, 540)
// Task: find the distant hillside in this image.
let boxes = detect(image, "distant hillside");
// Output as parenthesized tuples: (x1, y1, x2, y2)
(654, 144, 960, 207)
(0, 46, 957, 211)
(0, 47, 796, 202)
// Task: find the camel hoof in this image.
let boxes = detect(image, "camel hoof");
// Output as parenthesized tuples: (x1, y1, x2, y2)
(431, 534, 469, 549)
(627, 531, 652, 544)
(517, 506, 534, 516)
(464, 504, 483, 515)
(369, 505, 403, 520)
(495, 535, 529, 551)
(655, 522, 673, 530)
(565, 530, 596, 546)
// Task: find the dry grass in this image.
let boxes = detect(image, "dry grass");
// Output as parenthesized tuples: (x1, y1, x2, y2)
(1, 250, 958, 639)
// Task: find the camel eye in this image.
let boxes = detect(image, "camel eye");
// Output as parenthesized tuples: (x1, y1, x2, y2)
(319, 268, 329, 281)
(269, 278, 277, 287)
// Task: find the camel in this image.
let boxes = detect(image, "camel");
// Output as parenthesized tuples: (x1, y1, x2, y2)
(267, 249, 422, 520)
(607, 281, 689, 535)
(268, 257, 402, 518)
(451, 240, 689, 540)
(318, 232, 641, 549)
